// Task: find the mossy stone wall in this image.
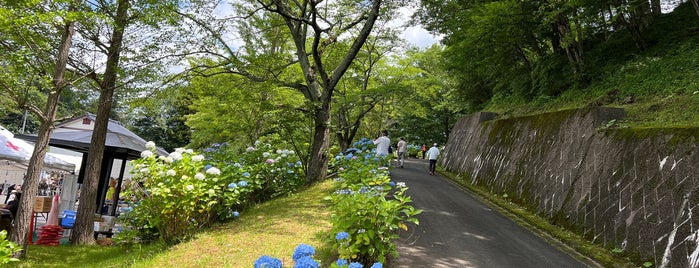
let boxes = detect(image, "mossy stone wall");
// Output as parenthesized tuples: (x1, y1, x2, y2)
(441, 107, 699, 267)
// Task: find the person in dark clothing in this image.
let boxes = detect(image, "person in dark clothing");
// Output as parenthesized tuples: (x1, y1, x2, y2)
(5, 192, 21, 218)
(4, 184, 15, 204)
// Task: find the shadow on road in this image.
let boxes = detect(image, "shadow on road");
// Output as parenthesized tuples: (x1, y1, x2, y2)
(389, 158, 593, 268)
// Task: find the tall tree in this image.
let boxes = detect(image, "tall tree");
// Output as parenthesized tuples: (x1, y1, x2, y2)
(0, 0, 77, 256)
(180, 0, 399, 182)
(333, 26, 403, 151)
(70, 0, 131, 245)
(68, 0, 182, 245)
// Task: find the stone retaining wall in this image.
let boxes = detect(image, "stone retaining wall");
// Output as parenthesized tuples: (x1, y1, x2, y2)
(441, 107, 699, 267)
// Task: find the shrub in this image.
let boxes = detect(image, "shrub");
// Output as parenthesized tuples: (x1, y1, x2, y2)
(118, 138, 305, 244)
(327, 140, 421, 265)
(0, 230, 20, 264)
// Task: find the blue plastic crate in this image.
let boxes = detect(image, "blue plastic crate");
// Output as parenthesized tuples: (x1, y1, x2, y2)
(60, 210, 76, 228)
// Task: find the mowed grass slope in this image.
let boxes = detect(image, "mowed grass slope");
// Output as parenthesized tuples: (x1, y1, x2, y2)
(8, 180, 334, 268)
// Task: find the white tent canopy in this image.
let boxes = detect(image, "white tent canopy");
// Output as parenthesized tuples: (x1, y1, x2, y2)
(0, 125, 76, 173)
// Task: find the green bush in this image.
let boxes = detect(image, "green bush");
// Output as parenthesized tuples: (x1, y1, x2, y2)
(0, 230, 20, 265)
(119, 138, 305, 244)
(327, 139, 421, 265)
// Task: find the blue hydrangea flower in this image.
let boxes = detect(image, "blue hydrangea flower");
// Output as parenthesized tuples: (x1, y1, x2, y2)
(293, 256, 319, 268)
(336, 259, 348, 267)
(388, 181, 396, 188)
(348, 262, 362, 268)
(233, 211, 240, 218)
(364, 154, 371, 159)
(228, 182, 237, 189)
(254, 255, 282, 268)
(239, 181, 248, 187)
(242, 172, 251, 177)
(370, 262, 383, 268)
(296, 161, 302, 167)
(292, 243, 316, 261)
(335, 231, 349, 241)
(344, 153, 353, 160)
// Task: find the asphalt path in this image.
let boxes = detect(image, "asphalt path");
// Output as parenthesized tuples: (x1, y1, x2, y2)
(391, 158, 594, 268)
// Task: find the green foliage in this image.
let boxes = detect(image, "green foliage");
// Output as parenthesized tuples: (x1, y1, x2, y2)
(120, 144, 237, 244)
(202, 135, 306, 203)
(183, 71, 307, 149)
(479, 2, 699, 128)
(119, 137, 306, 245)
(326, 139, 421, 265)
(0, 230, 20, 264)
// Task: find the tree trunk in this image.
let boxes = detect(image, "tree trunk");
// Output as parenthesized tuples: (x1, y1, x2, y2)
(305, 95, 331, 183)
(650, 0, 661, 15)
(9, 20, 74, 258)
(692, 0, 699, 17)
(72, 0, 129, 245)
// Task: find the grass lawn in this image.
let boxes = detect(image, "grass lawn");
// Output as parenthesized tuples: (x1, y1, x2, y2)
(7, 180, 335, 268)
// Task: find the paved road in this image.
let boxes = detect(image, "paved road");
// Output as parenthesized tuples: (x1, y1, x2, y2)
(391, 158, 594, 268)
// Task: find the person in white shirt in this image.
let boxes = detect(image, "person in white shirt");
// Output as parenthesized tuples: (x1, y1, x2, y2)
(396, 137, 407, 168)
(373, 131, 391, 157)
(427, 143, 440, 175)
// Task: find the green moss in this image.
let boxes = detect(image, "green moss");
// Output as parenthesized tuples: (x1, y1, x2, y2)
(603, 126, 699, 150)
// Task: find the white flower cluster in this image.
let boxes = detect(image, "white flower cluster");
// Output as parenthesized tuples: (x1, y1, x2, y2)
(140, 150, 153, 158)
(206, 167, 221, 175)
(191, 155, 205, 162)
(145, 141, 156, 149)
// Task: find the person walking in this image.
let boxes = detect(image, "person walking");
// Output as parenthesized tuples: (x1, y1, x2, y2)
(421, 144, 427, 159)
(373, 131, 391, 157)
(397, 137, 407, 168)
(427, 143, 440, 175)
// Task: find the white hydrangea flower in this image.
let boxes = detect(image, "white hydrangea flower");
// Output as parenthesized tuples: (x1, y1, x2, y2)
(191, 155, 205, 162)
(159, 156, 166, 161)
(140, 168, 149, 174)
(184, 149, 194, 154)
(206, 167, 221, 175)
(140, 150, 153, 158)
(166, 169, 176, 176)
(145, 141, 156, 149)
(276, 149, 282, 154)
(207, 189, 215, 196)
(157, 171, 165, 177)
(181, 175, 189, 180)
(254, 140, 260, 146)
(164, 157, 174, 163)
(246, 147, 255, 152)
(195, 173, 205, 180)
(169, 152, 182, 161)
(175, 148, 185, 153)
(185, 184, 194, 191)
(262, 152, 270, 157)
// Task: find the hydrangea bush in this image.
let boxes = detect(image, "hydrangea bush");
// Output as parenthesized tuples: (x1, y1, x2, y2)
(119, 138, 305, 244)
(203, 137, 305, 204)
(327, 138, 421, 265)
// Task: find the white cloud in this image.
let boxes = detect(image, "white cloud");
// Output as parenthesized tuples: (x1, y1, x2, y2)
(402, 26, 438, 49)
(394, 7, 440, 49)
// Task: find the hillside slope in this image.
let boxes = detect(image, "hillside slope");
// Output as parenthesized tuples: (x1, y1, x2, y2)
(484, 3, 699, 128)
